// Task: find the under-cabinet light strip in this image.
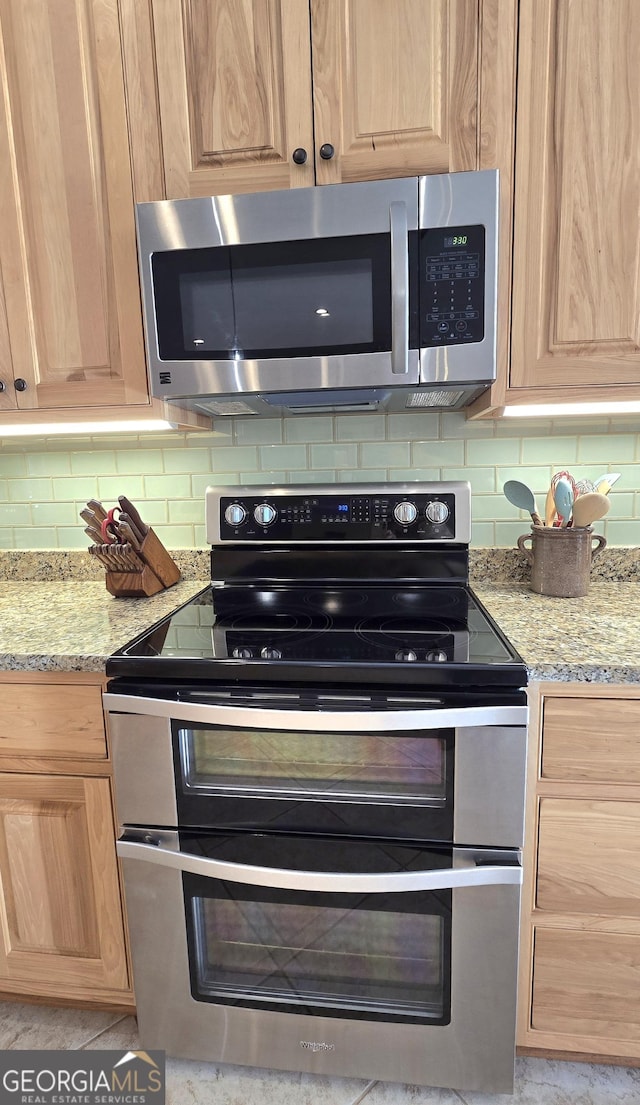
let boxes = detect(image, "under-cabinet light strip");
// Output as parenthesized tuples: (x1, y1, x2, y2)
(0, 420, 177, 437)
(504, 401, 640, 417)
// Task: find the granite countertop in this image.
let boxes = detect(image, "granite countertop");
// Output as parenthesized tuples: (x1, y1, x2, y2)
(0, 547, 638, 682)
(0, 580, 208, 673)
(474, 582, 640, 684)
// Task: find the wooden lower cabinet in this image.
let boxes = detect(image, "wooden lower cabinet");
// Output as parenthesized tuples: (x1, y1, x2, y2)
(0, 673, 133, 1008)
(518, 683, 640, 1061)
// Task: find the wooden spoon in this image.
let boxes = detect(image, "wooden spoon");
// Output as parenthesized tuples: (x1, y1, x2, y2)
(571, 492, 611, 528)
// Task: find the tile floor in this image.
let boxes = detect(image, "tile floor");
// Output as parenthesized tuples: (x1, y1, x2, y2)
(1, 1001, 639, 1105)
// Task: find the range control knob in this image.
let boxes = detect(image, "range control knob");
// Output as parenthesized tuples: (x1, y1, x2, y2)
(261, 646, 282, 660)
(393, 501, 417, 525)
(395, 649, 418, 662)
(426, 649, 448, 663)
(426, 500, 450, 525)
(224, 503, 247, 526)
(254, 503, 277, 526)
(232, 646, 253, 659)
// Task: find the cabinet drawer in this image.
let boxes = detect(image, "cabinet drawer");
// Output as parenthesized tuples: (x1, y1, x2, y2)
(541, 696, 640, 783)
(0, 684, 107, 761)
(531, 927, 640, 1041)
(537, 798, 640, 915)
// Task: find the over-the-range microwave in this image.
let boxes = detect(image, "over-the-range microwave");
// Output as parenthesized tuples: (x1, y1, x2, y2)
(136, 170, 498, 418)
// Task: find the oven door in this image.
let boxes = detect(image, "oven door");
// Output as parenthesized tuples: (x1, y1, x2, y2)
(117, 829, 521, 1093)
(106, 694, 528, 847)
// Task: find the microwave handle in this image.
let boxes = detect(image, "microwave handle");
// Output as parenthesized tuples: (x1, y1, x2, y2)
(117, 837, 522, 893)
(389, 200, 409, 374)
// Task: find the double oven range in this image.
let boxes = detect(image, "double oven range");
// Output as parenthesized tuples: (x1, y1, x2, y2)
(104, 482, 527, 1095)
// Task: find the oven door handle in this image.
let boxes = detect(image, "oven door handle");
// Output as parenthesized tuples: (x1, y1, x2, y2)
(104, 694, 528, 731)
(116, 838, 522, 893)
(390, 200, 409, 374)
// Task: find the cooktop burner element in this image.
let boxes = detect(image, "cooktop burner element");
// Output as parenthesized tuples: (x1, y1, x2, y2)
(107, 482, 526, 690)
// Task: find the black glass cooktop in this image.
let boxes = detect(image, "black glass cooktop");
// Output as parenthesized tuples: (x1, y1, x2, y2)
(107, 584, 526, 688)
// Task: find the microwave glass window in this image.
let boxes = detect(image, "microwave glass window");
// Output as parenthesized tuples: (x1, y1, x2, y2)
(179, 725, 448, 804)
(152, 235, 391, 360)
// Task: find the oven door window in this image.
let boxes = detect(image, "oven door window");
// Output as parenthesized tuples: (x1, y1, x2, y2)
(151, 235, 391, 360)
(174, 721, 453, 839)
(179, 723, 449, 802)
(182, 834, 452, 1024)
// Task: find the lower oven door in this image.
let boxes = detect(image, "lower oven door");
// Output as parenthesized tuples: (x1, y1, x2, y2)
(117, 830, 522, 1094)
(106, 693, 528, 847)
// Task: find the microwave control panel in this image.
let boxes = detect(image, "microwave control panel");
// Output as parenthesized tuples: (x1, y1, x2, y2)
(419, 224, 485, 347)
(219, 493, 457, 542)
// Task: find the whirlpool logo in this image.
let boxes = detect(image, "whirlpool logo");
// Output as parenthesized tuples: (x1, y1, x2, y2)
(300, 1040, 335, 1053)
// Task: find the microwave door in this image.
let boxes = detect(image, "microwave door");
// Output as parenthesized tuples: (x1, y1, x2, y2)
(139, 178, 420, 403)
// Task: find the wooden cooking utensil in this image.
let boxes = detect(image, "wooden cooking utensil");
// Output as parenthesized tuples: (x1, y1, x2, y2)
(571, 492, 611, 528)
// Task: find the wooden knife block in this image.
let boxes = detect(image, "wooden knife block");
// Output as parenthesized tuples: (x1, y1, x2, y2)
(105, 529, 181, 598)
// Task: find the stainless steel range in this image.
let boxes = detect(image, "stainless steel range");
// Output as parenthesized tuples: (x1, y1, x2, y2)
(104, 482, 528, 1095)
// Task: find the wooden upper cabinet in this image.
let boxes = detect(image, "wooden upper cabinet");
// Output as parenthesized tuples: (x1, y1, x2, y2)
(0, 0, 148, 410)
(510, 0, 640, 391)
(127, 0, 485, 200)
(311, 0, 479, 184)
(147, 0, 315, 197)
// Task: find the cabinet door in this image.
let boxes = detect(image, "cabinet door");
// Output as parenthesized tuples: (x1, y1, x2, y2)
(0, 774, 129, 997)
(0, 0, 148, 410)
(510, 0, 640, 390)
(148, 0, 315, 197)
(311, 0, 479, 185)
(532, 928, 640, 1043)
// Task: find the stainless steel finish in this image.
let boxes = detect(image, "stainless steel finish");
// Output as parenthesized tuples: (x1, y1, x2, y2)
(224, 503, 246, 526)
(119, 835, 521, 1092)
(104, 694, 527, 732)
(393, 501, 417, 524)
(135, 171, 497, 416)
(117, 836, 521, 892)
(389, 200, 409, 375)
(419, 170, 498, 387)
(106, 699, 527, 847)
(426, 500, 450, 523)
(109, 712, 178, 829)
(395, 649, 417, 662)
(205, 482, 472, 545)
(136, 177, 419, 402)
(453, 725, 528, 848)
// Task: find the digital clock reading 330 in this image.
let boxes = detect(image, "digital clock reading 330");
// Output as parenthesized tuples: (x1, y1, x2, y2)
(443, 234, 468, 248)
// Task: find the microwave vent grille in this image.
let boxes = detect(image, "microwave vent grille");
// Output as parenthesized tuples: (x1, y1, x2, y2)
(406, 390, 464, 408)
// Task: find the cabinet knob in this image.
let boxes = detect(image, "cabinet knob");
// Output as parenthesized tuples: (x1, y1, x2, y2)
(292, 147, 308, 165)
(319, 143, 335, 160)
(14, 378, 27, 392)
(0, 380, 5, 393)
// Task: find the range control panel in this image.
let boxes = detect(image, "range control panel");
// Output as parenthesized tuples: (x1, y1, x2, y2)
(419, 224, 485, 347)
(216, 491, 461, 543)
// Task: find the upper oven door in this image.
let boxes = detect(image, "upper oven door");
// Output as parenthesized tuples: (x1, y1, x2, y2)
(136, 178, 419, 402)
(106, 693, 528, 847)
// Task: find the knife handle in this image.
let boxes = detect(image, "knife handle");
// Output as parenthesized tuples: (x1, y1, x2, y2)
(86, 499, 108, 523)
(118, 496, 149, 537)
(119, 519, 142, 550)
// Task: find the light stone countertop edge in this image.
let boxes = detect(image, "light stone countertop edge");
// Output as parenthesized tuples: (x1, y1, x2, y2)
(1, 579, 639, 684)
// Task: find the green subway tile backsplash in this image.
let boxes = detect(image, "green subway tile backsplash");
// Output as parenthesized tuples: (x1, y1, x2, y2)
(1, 411, 640, 549)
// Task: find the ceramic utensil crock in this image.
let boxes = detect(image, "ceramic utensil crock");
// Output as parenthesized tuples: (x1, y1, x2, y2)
(517, 525, 606, 597)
